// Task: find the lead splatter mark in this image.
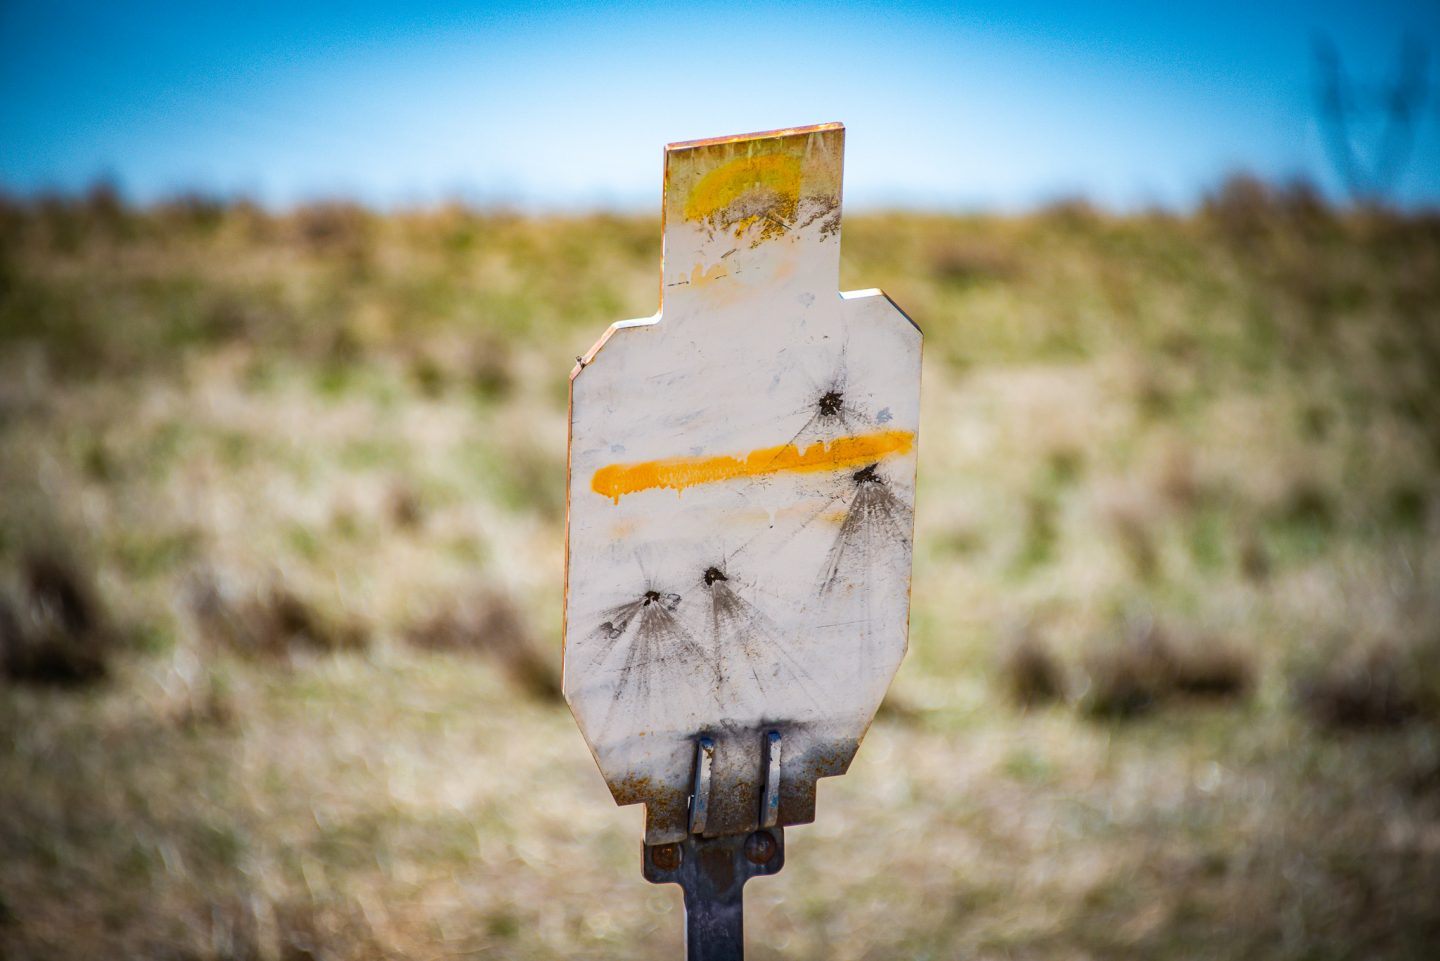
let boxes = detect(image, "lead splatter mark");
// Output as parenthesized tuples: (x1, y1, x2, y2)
(819, 462, 914, 598)
(809, 380, 872, 435)
(702, 563, 825, 712)
(711, 351, 873, 503)
(812, 463, 916, 689)
(595, 590, 681, 639)
(759, 362, 871, 471)
(588, 585, 722, 734)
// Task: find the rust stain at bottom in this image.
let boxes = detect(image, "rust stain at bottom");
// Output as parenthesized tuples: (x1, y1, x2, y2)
(610, 773, 658, 806)
(609, 731, 864, 844)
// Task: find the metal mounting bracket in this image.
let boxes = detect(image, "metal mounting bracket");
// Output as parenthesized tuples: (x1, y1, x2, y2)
(643, 730, 787, 960)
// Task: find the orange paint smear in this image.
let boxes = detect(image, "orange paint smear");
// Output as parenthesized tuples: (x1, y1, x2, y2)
(591, 429, 914, 503)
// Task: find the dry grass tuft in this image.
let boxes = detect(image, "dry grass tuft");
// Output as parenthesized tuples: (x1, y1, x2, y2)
(1167, 636, 1254, 699)
(875, 689, 923, 722)
(184, 569, 368, 661)
(0, 551, 112, 685)
(1295, 641, 1435, 731)
(386, 481, 424, 531)
(1082, 618, 1253, 719)
(927, 237, 1018, 287)
(404, 586, 560, 701)
(1095, 481, 1163, 581)
(1239, 531, 1271, 582)
(1081, 626, 1171, 719)
(1200, 174, 1333, 246)
(288, 201, 372, 256)
(186, 894, 384, 961)
(166, 669, 239, 732)
(997, 628, 1068, 708)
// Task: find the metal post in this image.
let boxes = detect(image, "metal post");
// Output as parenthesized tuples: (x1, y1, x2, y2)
(641, 732, 787, 959)
(644, 829, 785, 961)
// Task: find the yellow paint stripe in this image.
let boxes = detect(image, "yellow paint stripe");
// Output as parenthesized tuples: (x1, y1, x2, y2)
(591, 429, 914, 503)
(684, 153, 802, 224)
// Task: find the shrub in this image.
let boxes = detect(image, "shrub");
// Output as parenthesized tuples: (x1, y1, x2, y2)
(1295, 641, 1434, 730)
(405, 585, 559, 701)
(1081, 617, 1253, 720)
(0, 551, 112, 685)
(184, 569, 368, 661)
(998, 629, 1067, 708)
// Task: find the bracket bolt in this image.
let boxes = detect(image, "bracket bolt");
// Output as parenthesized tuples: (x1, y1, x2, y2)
(744, 831, 778, 865)
(651, 843, 682, 871)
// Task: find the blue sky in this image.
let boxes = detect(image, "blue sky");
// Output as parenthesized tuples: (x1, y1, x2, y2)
(2, 1, 1438, 210)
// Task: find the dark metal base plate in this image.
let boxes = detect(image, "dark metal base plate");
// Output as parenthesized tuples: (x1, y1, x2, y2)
(643, 829, 785, 960)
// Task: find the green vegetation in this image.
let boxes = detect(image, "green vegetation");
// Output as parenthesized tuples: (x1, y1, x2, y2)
(2, 182, 1438, 959)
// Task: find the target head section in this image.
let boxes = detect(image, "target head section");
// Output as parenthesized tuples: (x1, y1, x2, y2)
(564, 124, 922, 844)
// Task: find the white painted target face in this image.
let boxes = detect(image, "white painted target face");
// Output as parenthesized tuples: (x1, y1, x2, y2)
(564, 124, 922, 844)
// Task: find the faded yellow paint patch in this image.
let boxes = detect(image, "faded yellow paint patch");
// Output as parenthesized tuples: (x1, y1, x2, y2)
(591, 429, 914, 503)
(607, 517, 642, 539)
(685, 260, 730, 288)
(684, 153, 802, 241)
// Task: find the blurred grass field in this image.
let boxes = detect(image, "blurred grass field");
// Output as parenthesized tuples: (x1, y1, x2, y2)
(2, 183, 1439, 960)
